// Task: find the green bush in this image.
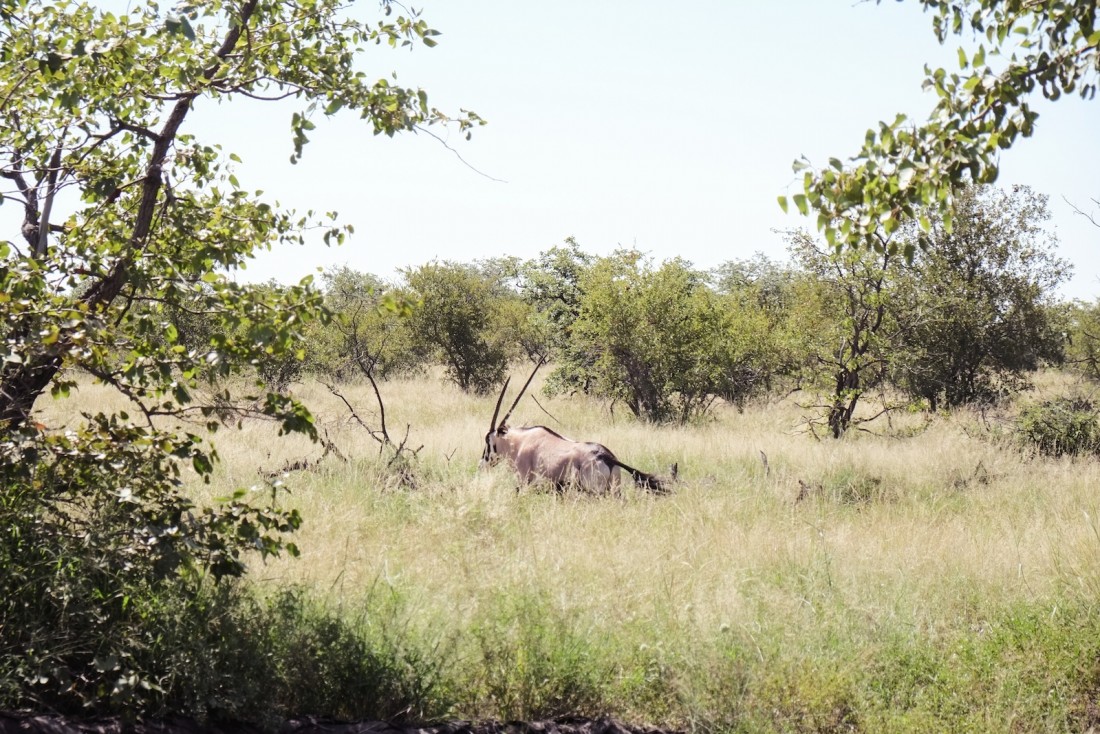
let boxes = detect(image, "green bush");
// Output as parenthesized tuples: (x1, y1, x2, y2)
(403, 262, 520, 394)
(1017, 397, 1100, 457)
(305, 267, 428, 382)
(551, 253, 775, 424)
(1065, 298, 1100, 381)
(890, 185, 1068, 411)
(0, 416, 303, 716)
(147, 586, 450, 726)
(0, 560, 449, 724)
(465, 592, 611, 720)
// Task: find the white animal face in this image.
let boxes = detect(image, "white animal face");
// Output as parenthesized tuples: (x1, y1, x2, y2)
(480, 428, 505, 468)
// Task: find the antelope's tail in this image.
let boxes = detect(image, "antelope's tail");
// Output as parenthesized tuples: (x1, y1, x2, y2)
(615, 460, 667, 493)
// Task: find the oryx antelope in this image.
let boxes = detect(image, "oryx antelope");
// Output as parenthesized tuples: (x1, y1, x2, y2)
(480, 362, 666, 494)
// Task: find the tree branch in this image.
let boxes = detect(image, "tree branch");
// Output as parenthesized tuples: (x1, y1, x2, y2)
(35, 134, 65, 260)
(0, 0, 263, 431)
(1064, 194, 1099, 229)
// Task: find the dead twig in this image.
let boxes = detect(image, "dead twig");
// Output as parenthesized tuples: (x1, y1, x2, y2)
(328, 382, 372, 432)
(386, 423, 423, 468)
(326, 377, 420, 488)
(530, 394, 564, 426)
(795, 479, 822, 503)
(326, 380, 389, 451)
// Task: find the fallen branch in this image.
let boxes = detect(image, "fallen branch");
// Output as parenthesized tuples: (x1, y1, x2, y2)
(259, 429, 346, 480)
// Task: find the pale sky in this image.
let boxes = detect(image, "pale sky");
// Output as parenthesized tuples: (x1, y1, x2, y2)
(19, 2, 1100, 299)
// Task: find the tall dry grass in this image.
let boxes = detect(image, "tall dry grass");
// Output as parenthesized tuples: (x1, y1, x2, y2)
(39, 369, 1100, 730)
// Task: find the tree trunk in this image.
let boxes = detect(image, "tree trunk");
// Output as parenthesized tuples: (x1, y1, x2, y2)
(827, 367, 861, 439)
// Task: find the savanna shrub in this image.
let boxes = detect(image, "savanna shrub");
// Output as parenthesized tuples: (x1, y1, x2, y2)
(1017, 397, 1100, 457)
(0, 417, 302, 716)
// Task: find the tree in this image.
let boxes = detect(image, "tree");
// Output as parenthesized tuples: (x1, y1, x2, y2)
(473, 255, 552, 363)
(712, 253, 815, 394)
(891, 185, 1069, 409)
(787, 232, 902, 438)
(0, 1, 478, 713)
(553, 252, 770, 424)
(1064, 298, 1100, 381)
(515, 238, 594, 368)
(782, 1, 1098, 253)
(307, 267, 423, 382)
(518, 239, 592, 346)
(403, 261, 516, 394)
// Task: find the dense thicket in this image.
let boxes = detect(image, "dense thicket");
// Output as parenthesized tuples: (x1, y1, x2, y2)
(891, 186, 1069, 410)
(300, 183, 1072, 432)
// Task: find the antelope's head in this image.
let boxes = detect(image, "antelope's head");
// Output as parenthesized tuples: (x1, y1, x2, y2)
(481, 376, 511, 468)
(480, 358, 544, 469)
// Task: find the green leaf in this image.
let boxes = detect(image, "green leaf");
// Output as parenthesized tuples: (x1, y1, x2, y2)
(777, 195, 789, 213)
(792, 194, 809, 216)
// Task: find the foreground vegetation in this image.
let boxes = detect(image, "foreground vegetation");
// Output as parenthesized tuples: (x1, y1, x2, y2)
(2, 2, 1096, 731)
(15, 370, 1099, 732)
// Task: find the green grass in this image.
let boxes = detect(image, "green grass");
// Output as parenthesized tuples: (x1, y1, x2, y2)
(31, 370, 1100, 731)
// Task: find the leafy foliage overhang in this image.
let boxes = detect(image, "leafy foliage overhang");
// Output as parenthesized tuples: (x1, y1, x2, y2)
(780, 0, 1098, 256)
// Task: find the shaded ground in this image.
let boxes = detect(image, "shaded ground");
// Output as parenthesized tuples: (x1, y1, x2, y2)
(1, 714, 681, 734)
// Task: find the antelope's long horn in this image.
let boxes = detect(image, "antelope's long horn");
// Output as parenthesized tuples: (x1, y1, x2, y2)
(490, 376, 511, 432)
(499, 357, 545, 428)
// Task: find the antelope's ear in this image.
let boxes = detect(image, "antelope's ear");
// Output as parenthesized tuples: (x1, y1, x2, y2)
(498, 423, 509, 434)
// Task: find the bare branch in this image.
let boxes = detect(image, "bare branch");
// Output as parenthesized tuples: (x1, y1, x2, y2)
(36, 134, 65, 259)
(1064, 194, 1100, 229)
(364, 372, 391, 448)
(325, 381, 380, 442)
(259, 429, 346, 480)
(529, 393, 563, 426)
(112, 119, 161, 143)
(414, 123, 507, 183)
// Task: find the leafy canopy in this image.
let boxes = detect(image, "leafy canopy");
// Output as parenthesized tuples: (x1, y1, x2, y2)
(891, 185, 1069, 409)
(780, 0, 1098, 252)
(403, 261, 514, 395)
(552, 252, 771, 424)
(0, 0, 481, 615)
